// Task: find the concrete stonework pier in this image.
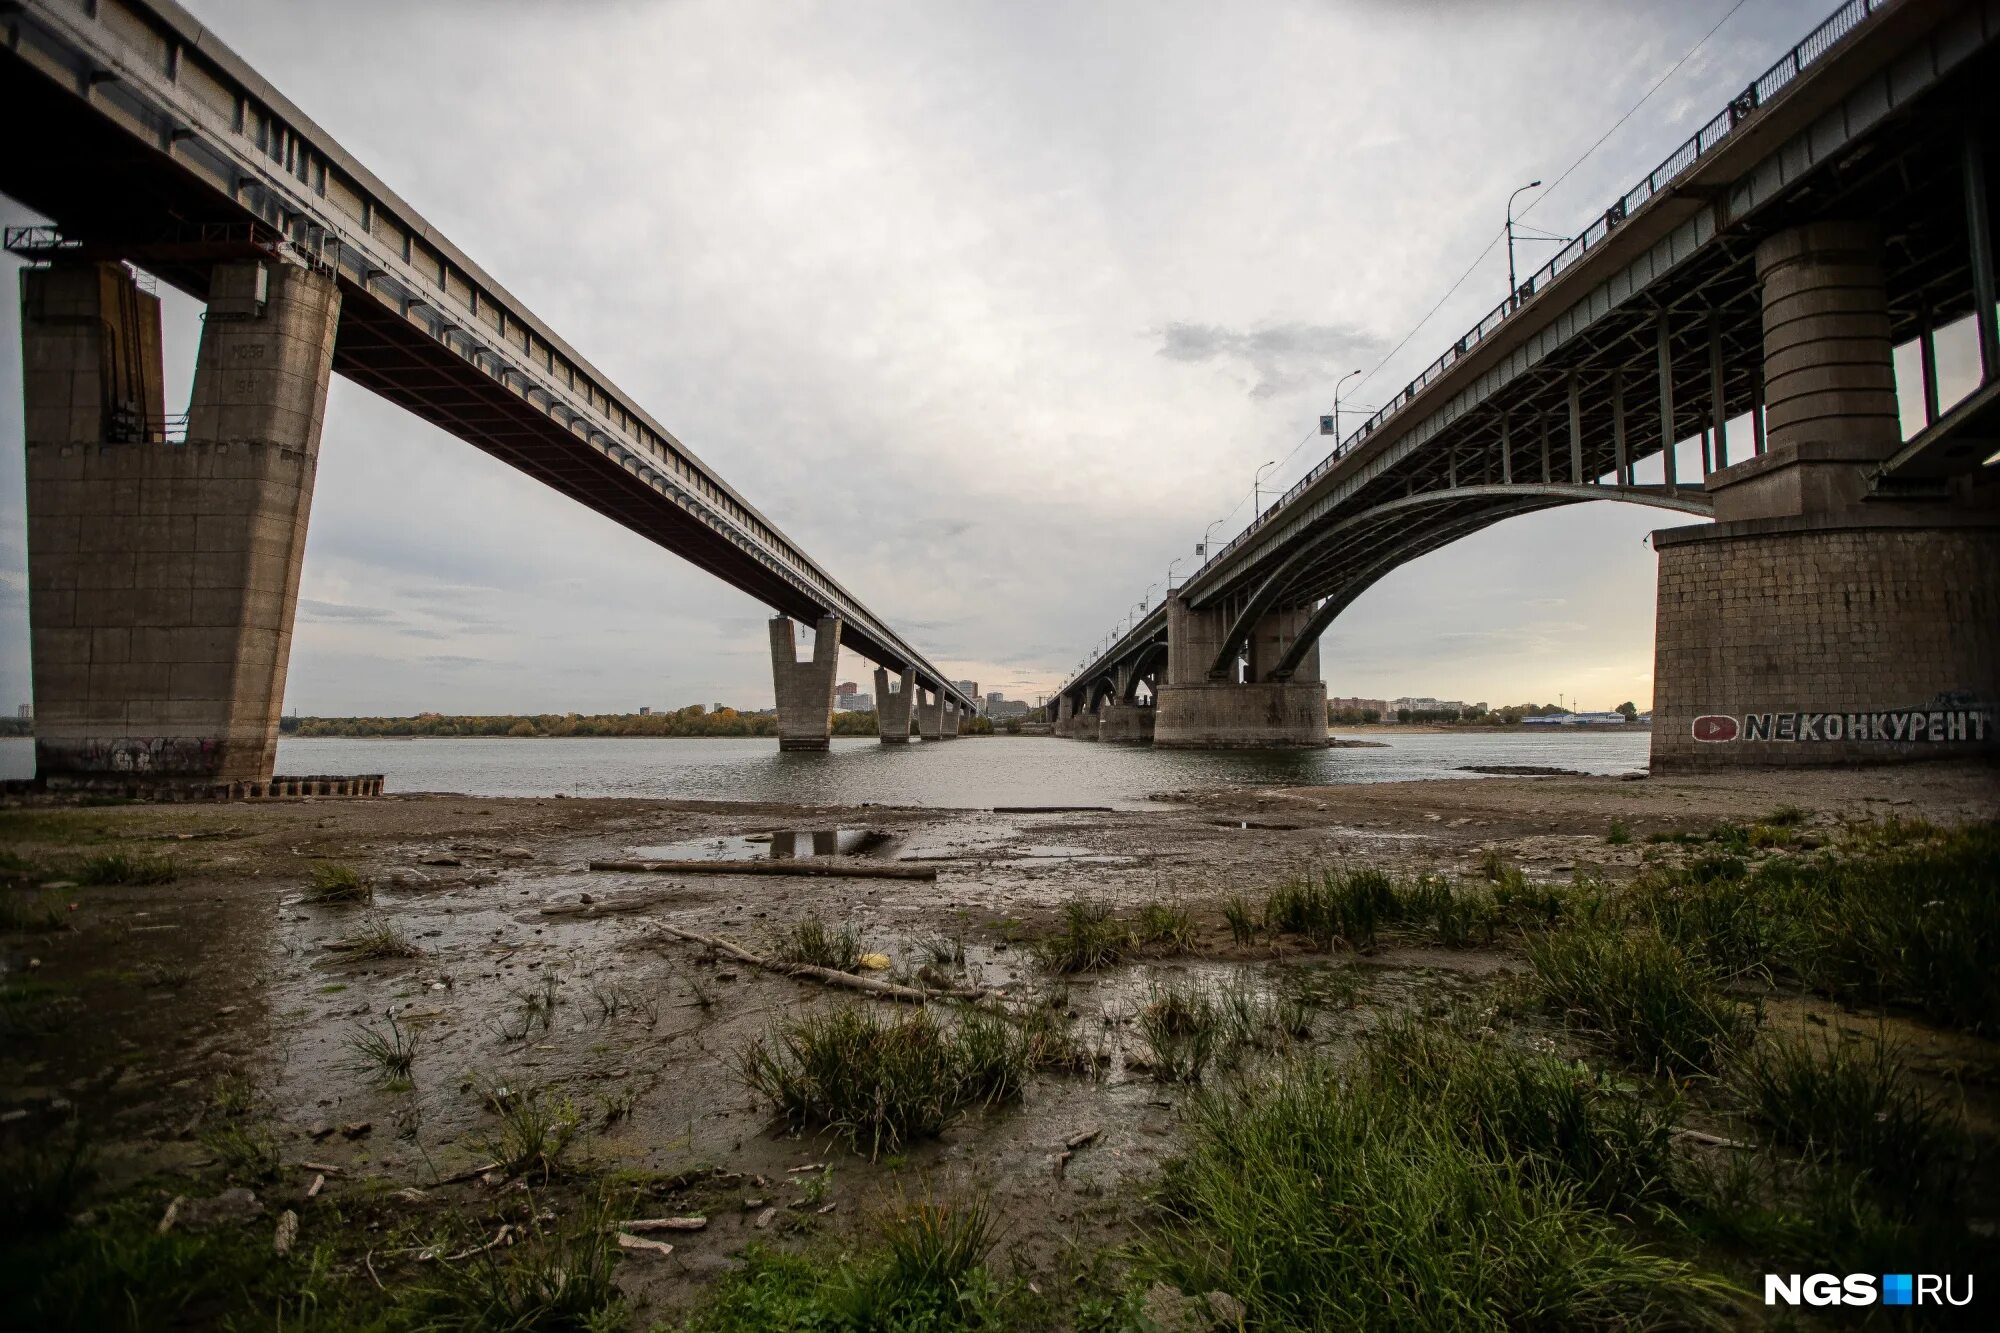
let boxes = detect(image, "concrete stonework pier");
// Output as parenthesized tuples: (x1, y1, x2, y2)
(873, 665, 914, 743)
(23, 259, 339, 785)
(1098, 702, 1156, 743)
(1153, 593, 1328, 748)
(916, 686, 945, 741)
(940, 698, 961, 739)
(1651, 221, 2000, 771)
(767, 614, 843, 752)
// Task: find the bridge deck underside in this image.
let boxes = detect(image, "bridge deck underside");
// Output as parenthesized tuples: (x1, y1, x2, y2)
(0, 43, 931, 677)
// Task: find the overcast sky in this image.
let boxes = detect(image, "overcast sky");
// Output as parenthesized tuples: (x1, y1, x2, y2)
(1, 0, 1865, 715)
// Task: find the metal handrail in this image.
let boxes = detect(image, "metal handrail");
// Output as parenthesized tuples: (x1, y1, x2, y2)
(1180, 0, 1887, 591)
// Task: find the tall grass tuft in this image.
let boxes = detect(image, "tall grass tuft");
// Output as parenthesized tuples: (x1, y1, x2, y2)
(1132, 901, 1198, 955)
(76, 852, 177, 886)
(1146, 1031, 1738, 1329)
(1265, 866, 1498, 949)
(742, 1006, 1050, 1158)
(405, 1195, 623, 1331)
(1031, 900, 1128, 974)
(775, 915, 864, 973)
(475, 1084, 583, 1182)
(346, 1011, 421, 1085)
(1222, 895, 1258, 946)
(1523, 920, 1751, 1074)
(304, 862, 372, 904)
(330, 917, 423, 960)
(1730, 1031, 1962, 1195)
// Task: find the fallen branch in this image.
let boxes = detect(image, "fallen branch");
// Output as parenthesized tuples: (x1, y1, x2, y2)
(654, 923, 998, 1003)
(590, 858, 935, 882)
(1674, 1127, 1754, 1150)
(617, 1216, 708, 1233)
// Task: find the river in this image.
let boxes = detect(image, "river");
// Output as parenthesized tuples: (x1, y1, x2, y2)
(0, 730, 1650, 810)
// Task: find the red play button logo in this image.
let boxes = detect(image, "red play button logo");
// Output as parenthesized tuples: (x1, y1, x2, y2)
(1692, 715, 1739, 742)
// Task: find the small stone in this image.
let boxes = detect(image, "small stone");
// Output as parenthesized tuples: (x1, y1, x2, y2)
(274, 1209, 299, 1255)
(308, 1123, 334, 1141)
(754, 1206, 777, 1230)
(743, 1197, 766, 1210)
(1206, 1290, 1247, 1325)
(215, 1006, 239, 1017)
(617, 1232, 674, 1257)
(578, 893, 594, 905)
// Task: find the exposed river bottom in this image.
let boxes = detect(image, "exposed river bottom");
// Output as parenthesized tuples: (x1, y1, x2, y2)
(3, 760, 1997, 1327)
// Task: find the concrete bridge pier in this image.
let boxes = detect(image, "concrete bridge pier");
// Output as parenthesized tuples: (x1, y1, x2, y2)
(1054, 694, 1076, 737)
(23, 259, 340, 786)
(768, 614, 843, 751)
(873, 665, 914, 743)
(1651, 220, 2000, 771)
(1154, 594, 1327, 748)
(916, 686, 945, 740)
(941, 697, 962, 738)
(1098, 702, 1155, 743)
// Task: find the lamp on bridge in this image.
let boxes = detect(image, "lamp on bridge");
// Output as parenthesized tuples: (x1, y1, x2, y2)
(1322, 368, 1362, 440)
(1253, 459, 1278, 514)
(1506, 179, 1542, 310)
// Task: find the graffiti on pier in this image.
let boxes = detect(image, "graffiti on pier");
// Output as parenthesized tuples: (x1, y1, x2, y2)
(40, 735, 224, 774)
(1693, 695, 1994, 745)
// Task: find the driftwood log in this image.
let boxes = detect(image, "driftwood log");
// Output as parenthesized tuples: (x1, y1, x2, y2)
(590, 858, 935, 882)
(653, 923, 998, 1004)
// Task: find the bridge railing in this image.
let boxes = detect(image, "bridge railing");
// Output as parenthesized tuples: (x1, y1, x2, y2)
(1183, 0, 1889, 589)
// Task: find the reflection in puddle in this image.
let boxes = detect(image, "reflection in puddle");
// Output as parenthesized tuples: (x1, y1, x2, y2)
(631, 828, 898, 862)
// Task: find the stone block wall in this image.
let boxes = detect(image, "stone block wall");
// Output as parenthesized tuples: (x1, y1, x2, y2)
(1650, 520, 2000, 771)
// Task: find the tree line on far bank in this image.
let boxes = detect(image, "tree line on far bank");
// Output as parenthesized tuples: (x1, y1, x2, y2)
(278, 705, 996, 738)
(1329, 702, 1642, 725)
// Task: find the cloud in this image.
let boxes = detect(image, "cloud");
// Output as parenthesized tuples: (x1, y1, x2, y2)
(297, 598, 396, 623)
(1157, 321, 1387, 400)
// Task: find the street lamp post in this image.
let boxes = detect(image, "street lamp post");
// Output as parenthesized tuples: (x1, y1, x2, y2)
(1331, 368, 1361, 445)
(1253, 459, 1278, 514)
(1166, 555, 1183, 590)
(1506, 179, 1543, 311)
(1199, 519, 1223, 562)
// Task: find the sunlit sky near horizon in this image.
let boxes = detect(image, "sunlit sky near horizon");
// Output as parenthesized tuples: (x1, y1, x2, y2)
(0, 0, 1899, 715)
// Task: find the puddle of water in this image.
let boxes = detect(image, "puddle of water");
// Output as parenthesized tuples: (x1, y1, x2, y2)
(630, 828, 899, 861)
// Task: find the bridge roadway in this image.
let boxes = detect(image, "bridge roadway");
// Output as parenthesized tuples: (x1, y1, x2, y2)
(1054, 0, 2000, 767)
(2, 0, 973, 782)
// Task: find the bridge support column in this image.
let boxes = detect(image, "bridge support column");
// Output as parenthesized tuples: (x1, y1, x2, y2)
(873, 666, 914, 743)
(1054, 694, 1076, 737)
(941, 697, 961, 738)
(916, 686, 945, 740)
(1154, 594, 1327, 748)
(1650, 221, 2000, 771)
(24, 259, 339, 786)
(1098, 702, 1155, 743)
(768, 614, 843, 751)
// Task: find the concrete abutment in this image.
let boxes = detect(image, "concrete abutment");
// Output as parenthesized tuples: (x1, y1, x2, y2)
(873, 665, 914, 743)
(24, 259, 339, 786)
(1154, 593, 1327, 748)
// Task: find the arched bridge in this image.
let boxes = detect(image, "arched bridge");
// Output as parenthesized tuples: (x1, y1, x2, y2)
(1057, 0, 2000, 762)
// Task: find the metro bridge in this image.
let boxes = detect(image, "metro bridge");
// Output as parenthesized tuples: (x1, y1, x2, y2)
(1052, 0, 1999, 771)
(2, 0, 974, 786)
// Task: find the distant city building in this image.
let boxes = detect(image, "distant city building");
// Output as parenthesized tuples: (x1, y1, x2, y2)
(1329, 696, 1389, 715)
(638, 706, 652, 716)
(952, 680, 980, 711)
(1523, 711, 1636, 727)
(16, 704, 29, 721)
(834, 681, 861, 709)
(835, 692, 875, 712)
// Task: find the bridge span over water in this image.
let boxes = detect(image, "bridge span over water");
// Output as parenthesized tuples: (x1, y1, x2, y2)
(1054, 0, 2000, 771)
(2, 0, 972, 787)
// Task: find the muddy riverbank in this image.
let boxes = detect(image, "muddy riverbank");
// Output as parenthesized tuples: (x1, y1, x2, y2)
(3, 761, 1996, 1327)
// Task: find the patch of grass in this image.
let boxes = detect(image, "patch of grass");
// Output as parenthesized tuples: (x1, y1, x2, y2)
(1146, 1037, 1739, 1330)
(1222, 895, 1257, 946)
(197, 1079, 281, 1183)
(1132, 901, 1197, 955)
(1522, 920, 1752, 1075)
(401, 1194, 624, 1331)
(776, 915, 864, 973)
(0, 1121, 95, 1240)
(1730, 1031, 1962, 1195)
(1763, 804, 1808, 828)
(917, 931, 967, 968)
(684, 1188, 1011, 1333)
(1031, 900, 1127, 974)
(347, 1010, 421, 1086)
(1138, 978, 1225, 1084)
(0, 889, 70, 932)
(475, 1083, 583, 1182)
(75, 852, 177, 886)
(742, 1006, 1048, 1159)
(303, 861, 372, 904)
(1265, 866, 1497, 950)
(1605, 819, 1632, 846)
(1642, 820, 2000, 1032)
(330, 916, 423, 960)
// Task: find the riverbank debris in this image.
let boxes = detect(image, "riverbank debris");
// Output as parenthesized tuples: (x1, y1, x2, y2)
(654, 923, 999, 1003)
(589, 858, 936, 881)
